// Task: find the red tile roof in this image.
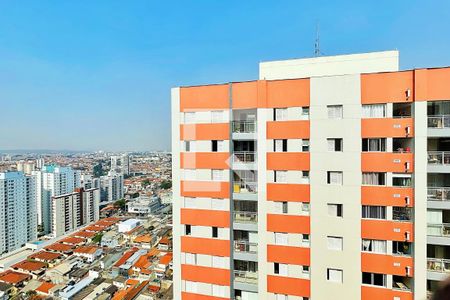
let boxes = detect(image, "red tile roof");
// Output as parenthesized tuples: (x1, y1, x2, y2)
(84, 225, 104, 232)
(45, 243, 74, 253)
(60, 237, 85, 245)
(73, 246, 100, 255)
(36, 281, 56, 294)
(72, 231, 96, 238)
(0, 271, 31, 285)
(12, 260, 46, 272)
(114, 247, 139, 267)
(159, 253, 173, 265)
(29, 251, 62, 262)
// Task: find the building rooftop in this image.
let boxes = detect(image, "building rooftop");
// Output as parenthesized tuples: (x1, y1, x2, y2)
(45, 243, 74, 253)
(29, 251, 62, 262)
(0, 270, 31, 285)
(60, 237, 86, 245)
(11, 260, 46, 272)
(73, 246, 100, 255)
(36, 281, 56, 294)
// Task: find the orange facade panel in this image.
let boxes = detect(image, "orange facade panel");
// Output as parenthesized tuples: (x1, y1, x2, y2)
(361, 118, 413, 138)
(361, 219, 413, 242)
(361, 152, 414, 173)
(180, 85, 229, 111)
(361, 71, 414, 104)
(182, 292, 229, 300)
(267, 245, 310, 266)
(361, 186, 414, 207)
(231, 81, 258, 109)
(266, 79, 310, 108)
(361, 286, 413, 300)
(267, 214, 310, 234)
(267, 120, 310, 139)
(180, 123, 229, 141)
(415, 67, 450, 101)
(361, 252, 413, 277)
(267, 152, 310, 170)
(181, 181, 229, 198)
(181, 264, 230, 286)
(180, 208, 230, 228)
(267, 275, 310, 297)
(181, 236, 230, 257)
(267, 183, 310, 202)
(181, 152, 230, 169)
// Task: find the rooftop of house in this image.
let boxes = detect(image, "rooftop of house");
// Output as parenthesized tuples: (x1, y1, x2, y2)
(45, 243, 74, 253)
(60, 237, 86, 245)
(11, 260, 46, 272)
(0, 270, 31, 285)
(29, 251, 62, 262)
(73, 246, 101, 255)
(36, 281, 56, 294)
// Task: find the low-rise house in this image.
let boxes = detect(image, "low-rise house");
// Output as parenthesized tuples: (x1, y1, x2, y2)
(0, 282, 12, 300)
(101, 231, 121, 248)
(45, 243, 75, 255)
(10, 260, 46, 278)
(154, 253, 172, 278)
(59, 270, 99, 300)
(132, 234, 154, 249)
(36, 281, 58, 297)
(46, 257, 83, 284)
(60, 237, 86, 246)
(72, 230, 96, 240)
(28, 251, 62, 267)
(73, 246, 103, 262)
(118, 219, 141, 233)
(0, 270, 31, 287)
(112, 280, 149, 300)
(157, 237, 171, 251)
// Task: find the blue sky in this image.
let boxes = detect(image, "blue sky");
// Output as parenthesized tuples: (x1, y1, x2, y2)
(0, 1, 449, 151)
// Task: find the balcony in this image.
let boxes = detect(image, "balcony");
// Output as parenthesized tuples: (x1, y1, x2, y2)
(428, 187, 450, 201)
(427, 258, 450, 273)
(428, 115, 450, 128)
(233, 180, 258, 201)
(234, 211, 257, 224)
(427, 223, 450, 237)
(234, 270, 258, 285)
(232, 121, 256, 133)
(428, 151, 450, 165)
(234, 240, 257, 254)
(233, 152, 257, 170)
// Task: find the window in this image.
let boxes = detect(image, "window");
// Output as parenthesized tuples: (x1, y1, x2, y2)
(211, 140, 224, 152)
(302, 265, 310, 274)
(328, 204, 343, 217)
(212, 256, 227, 268)
(327, 138, 343, 152)
(274, 139, 287, 152)
(362, 205, 386, 219)
(302, 202, 310, 213)
(327, 268, 343, 283)
(274, 108, 288, 121)
(302, 171, 310, 179)
(274, 262, 279, 274)
(302, 139, 310, 152)
(274, 263, 288, 276)
(211, 198, 226, 210)
(328, 105, 343, 119)
(184, 169, 196, 181)
(302, 107, 310, 117)
(327, 171, 343, 185)
(362, 239, 387, 254)
(212, 140, 218, 152)
(276, 295, 288, 300)
(393, 175, 412, 187)
(362, 272, 386, 287)
(185, 141, 192, 152)
(212, 284, 226, 297)
(184, 197, 196, 208)
(211, 111, 224, 123)
(274, 171, 288, 183)
(362, 172, 386, 185)
(211, 169, 223, 181)
(362, 104, 386, 118)
(185, 225, 191, 235)
(362, 138, 386, 152)
(212, 227, 218, 238)
(327, 236, 343, 251)
(282, 201, 288, 214)
(184, 112, 196, 124)
(275, 232, 288, 245)
(185, 281, 197, 293)
(185, 253, 197, 265)
(302, 234, 310, 243)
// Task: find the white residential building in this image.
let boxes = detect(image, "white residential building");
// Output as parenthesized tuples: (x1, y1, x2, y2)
(100, 171, 124, 203)
(0, 172, 37, 255)
(33, 165, 81, 234)
(111, 154, 131, 175)
(51, 187, 100, 237)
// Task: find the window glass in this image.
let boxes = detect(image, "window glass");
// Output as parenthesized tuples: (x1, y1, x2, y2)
(328, 105, 343, 119)
(362, 104, 386, 118)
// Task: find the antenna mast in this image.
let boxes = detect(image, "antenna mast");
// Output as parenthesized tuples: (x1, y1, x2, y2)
(314, 22, 321, 57)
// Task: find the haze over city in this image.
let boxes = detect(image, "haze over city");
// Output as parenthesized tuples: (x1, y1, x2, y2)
(1, 1, 450, 151)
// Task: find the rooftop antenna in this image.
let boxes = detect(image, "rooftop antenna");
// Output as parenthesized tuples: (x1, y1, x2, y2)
(314, 22, 321, 57)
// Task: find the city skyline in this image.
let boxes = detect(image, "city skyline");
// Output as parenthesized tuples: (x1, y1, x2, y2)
(1, 1, 450, 151)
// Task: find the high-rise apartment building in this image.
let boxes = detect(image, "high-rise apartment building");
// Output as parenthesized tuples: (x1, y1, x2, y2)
(99, 171, 124, 203)
(0, 172, 37, 254)
(33, 165, 81, 234)
(171, 50, 450, 299)
(16, 160, 36, 174)
(111, 154, 131, 175)
(51, 187, 100, 237)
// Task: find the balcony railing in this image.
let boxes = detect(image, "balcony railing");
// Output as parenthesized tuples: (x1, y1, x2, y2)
(427, 258, 450, 273)
(233, 180, 257, 193)
(233, 151, 256, 164)
(428, 151, 450, 165)
(234, 270, 258, 285)
(232, 121, 256, 133)
(427, 187, 450, 201)
(234, 211, 258, 224)
(427, 223, 450, 237)
(234, 240, 258, 254)
(428, 115, 450, 128)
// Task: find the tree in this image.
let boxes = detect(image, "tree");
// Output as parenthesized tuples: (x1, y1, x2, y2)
(160, 180, 172, 190)
(114, 199, 126, 210)
(92, 233, 103, 244)
(93, 163, 105, 178)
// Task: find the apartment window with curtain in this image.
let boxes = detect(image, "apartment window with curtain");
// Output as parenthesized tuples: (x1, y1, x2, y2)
(184, 112, 196, 123)
(392, 175, 412, 187)
(274, 171, 288, 183)
(328, 105, 343, 119)
(184, 169, 196, 181)
(211, 169, 223, 181)
(211, 110, 224, 123)
(362, 138, 386, 152)
(362, 172, 386, 185)
(327, 236, 343, 251)
(362, 272, 386, 287)
(362, 205, 386, 219)
(327, 268, 343, 283)
(327, 171, 343, 185)
(274, 263, 288, 276)
(302, 139, 310, 152)
(185, 253, 197, 265)
(362, 104, 387, 118)
(185, 281, 198, 293)
(274, 139, 288, 152)
(361, 239, 387, 254)
(212, 285, 227, 297)
(275, 232, 288, 245)
(328, 138, 343, 152)
(274, 108, 288, 121)
(328, 203, 343, 217)
(184, 197, 196, 209)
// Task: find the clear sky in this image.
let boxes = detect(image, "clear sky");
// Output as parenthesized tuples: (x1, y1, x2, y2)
(0, 1, 449, 151)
